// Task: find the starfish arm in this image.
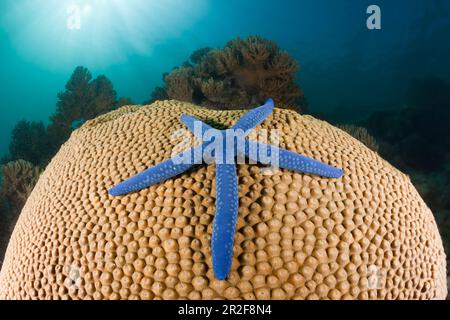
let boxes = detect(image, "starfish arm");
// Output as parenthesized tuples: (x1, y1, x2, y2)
(211, 163, 239, 280)
(244, 140, 343, 178)
(180, 114, 217, 140)
(231, 98, 274, 133)
(109, 144, 205, 196)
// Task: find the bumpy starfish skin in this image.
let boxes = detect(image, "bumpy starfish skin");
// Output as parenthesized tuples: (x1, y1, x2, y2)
(212, 163, 239, 280)
(109, 145, 202, 196)
(243, 140, 343, 178)
(109, 99, 343, 279)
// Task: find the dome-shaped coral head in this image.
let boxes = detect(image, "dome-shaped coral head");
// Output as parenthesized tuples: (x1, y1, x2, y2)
(1, 100, 446, 300)
(109, 99, 343, 280)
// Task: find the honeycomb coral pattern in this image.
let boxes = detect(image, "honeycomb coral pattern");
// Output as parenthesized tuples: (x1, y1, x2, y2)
(0, 100, 447, 300)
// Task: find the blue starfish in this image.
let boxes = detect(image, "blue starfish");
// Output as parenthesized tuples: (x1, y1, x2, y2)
(109, 99, 343, 280)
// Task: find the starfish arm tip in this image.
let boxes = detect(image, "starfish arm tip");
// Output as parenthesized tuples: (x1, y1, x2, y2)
(108, 186, 123, 197)
(232, 100, 275, 132)
(180, 114, 194, 127)
(180, 113, 194, 121)
(214, 270, 228, 281)
(329, 168, 344, 179)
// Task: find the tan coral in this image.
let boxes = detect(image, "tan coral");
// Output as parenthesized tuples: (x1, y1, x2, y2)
(0, 160, 41, 214)
(198, 36, 302, 109)
(0, 160, 41, 268)
(0, 100, 446, 300)
(198, 78, 227, 103)
(164, 36, 305, 112)
(164, 67, 194, 102)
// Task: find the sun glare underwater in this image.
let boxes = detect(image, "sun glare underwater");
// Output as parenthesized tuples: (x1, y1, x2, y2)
(2, 0, 207, 68)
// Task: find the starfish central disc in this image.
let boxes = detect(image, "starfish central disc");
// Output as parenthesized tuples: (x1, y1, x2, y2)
(109, 99, 343, 279)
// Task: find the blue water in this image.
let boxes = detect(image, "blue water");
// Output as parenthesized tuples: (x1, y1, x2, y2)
(0, 0, 449, 157)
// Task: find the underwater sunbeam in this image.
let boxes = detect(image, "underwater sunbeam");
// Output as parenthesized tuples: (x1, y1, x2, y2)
(1, 0, 207, 69)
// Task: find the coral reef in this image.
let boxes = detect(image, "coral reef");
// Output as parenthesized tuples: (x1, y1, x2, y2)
(164, 67, 195, 102)
(0, 160, 41, 217)
(48, 67, 117, 151)
(0, 101, 446, 300)
(4, 66, 119, 169)
(155, 36, 306, 112)
(0, 67, 120, 268)
(337, 124, 379, 152)
(189, 47, 212, 64)
(0, 160, 41, 267)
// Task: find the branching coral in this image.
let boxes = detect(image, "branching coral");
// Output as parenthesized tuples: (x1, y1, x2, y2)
(190, 47, 212, 65)
(86, 75, 117, 119)
(164, 67, 195, 102)
(0, 160, 41, 266)
(148, 87, 169, 104)
(48, 66, 117, 153)
(160, 36, 306, 112)
(0, 160, 41, 214)
(6, 66, 120, 173)
(338, 124, 379, 152)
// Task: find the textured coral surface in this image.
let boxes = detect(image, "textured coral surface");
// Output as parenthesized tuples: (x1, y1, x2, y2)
(0, 100, 446, 300)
